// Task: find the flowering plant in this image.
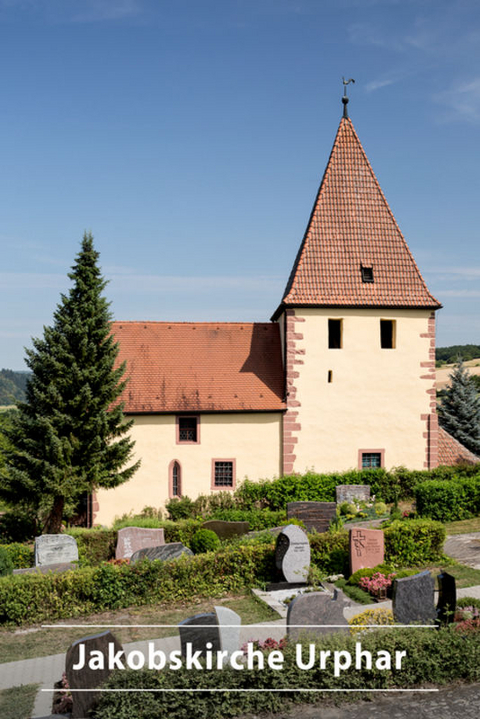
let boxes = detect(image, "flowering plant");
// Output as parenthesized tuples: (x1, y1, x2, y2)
(359, 572, 396, 598)
(241, 637, 287, 653)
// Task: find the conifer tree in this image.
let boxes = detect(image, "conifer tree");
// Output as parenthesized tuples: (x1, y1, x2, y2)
(0, 233, 139, 532)
(438, 359, 480, 456)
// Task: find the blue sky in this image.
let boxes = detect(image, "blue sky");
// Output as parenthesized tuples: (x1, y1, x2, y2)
(1, 0, 479, 369)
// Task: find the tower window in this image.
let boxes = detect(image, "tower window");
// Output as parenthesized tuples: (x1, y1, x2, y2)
(361, 265, 374, 283)
(328, 319, 342, 349)
(380, 320, 396, 349)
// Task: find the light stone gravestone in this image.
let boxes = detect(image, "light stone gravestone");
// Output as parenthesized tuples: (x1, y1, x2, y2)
(286, 502, 337, 533)
(349, 527, 384, 574)
(13, 562, 77, 575)
(115, 527, 165, 560)
(437, 571, 457, 624)
(65, 630, 124, 719)
(287, 590, 350, 640)
(336, 485, 371, 505)
(179, 607, 242, 659)
(275, 524, 310, 584)
(130, 542, 193, 564)
(392, 570, 436, 625)
(34, 534, 78, 567)
(202, 520, 250, 539)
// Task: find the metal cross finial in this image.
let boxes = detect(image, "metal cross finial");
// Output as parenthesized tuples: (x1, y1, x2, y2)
(342, 77, 355, 118)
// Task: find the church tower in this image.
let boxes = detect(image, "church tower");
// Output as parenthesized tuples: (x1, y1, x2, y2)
(273, 97, 441, 475)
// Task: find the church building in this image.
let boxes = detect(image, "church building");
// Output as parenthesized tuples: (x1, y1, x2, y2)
(93, 99, 476, 526)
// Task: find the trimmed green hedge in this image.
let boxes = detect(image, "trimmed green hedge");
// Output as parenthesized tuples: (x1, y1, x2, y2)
(93, 626, 480, 718)
(0, 542, 34, 569)
(0, 544, 275, 625)
(414, 477, 480, 522)
(384, 519, 446, 565)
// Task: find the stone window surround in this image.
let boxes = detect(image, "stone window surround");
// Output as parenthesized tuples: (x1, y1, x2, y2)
(358, 448, 385, 470)
(176, 414, 200, 445)
(211, 458, 236, 491)
(168, 459, 182, 498)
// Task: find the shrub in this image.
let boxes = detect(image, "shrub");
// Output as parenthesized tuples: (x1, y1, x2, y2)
(205, 508, 286, 530)
(349, 607, 395, 634)
(0, 542, 34, 569)
(0, 546, 13, 576)
(65, 528, 117, 566)
(375, 501, 387, 515)
(190, 529, 220, 554)
(384, 519, 446, 566)
(458, 597, 480, 610)
(165, 497, 196, 521)
(309, 531, 349, 575)
(0, 509, 38, 543)
(414, 477, 480, 522)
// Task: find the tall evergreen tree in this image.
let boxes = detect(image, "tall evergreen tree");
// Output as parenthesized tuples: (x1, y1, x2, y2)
(438, 359, 480, 456)
(0, 233, 139, 532)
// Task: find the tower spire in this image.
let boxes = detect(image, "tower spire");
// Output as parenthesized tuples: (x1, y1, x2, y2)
(342, 77, 355, 118)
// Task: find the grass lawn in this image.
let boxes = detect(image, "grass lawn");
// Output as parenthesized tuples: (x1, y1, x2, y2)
(0, 592, 278, 665)
(445, 517, 480, 534)
(0, 684, 38, 719)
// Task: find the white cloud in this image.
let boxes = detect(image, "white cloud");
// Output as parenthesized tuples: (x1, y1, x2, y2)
(433, 77, 480, 124)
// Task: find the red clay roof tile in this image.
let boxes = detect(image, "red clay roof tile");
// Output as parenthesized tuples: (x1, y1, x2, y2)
(112, 322, 285, 413)
(438, 426, 479, 466)
(277, 117, 441, 312)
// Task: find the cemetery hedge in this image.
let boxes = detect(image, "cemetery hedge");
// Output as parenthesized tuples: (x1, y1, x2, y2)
(93, 626, 480, 719)
(414, 476, 480, 522)
(0, 520, 446, 624)
(0, 542, 33, 569)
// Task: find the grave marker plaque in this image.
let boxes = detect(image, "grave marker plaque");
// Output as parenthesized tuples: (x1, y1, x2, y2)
(179, 613, 220, 657)
(287, 502, 337, 533)
(437, 571, 457, 624)
(287, 590, 350, 640)
(130, 542, 193, 564)
(392, 570, 436, 625)
(115, 527, 165, 560)
(275, 524, 310, 584)
(349, 527, 384, 574)
(34, 534, 78, 567)
(336, 485, 371, 505)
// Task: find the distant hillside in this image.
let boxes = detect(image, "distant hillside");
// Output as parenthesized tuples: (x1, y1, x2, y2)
(436, 345, 480, 364)
(0, 369, 29, 405)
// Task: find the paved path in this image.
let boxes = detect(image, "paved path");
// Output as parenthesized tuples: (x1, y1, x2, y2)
(444, 532, 480, 569)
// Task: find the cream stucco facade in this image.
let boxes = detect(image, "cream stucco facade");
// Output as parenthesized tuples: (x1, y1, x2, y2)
(95, 412, 283, 526)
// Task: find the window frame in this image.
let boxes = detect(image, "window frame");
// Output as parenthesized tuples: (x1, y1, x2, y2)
(169, 459, 182, 498)
(176, 415, 200, 445)
(211, 459, 236, 491)
(358, 449, 385, 470)
(380, 319, 396, 349)
(328, 318, 343, 349)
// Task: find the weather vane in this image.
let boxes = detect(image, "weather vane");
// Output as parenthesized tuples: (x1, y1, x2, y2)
(342, 77, 355, 118)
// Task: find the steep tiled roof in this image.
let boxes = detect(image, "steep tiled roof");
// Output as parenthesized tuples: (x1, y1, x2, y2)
(276, 117, 441, 314)
(438, 426, 479, 466)
(112, 322, 285, 413)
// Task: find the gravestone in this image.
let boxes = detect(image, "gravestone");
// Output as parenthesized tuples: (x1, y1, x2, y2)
(130, 542, 193, 564)
(437, 571, 457, 624)
(287, 502, 337, 533)
(202, 520, 249, 539)
(287, 590, 350, 640)
(35, 534, 78, 567)
(392, 570, 436, 625)
(179, 613, 220, 657)
(275, 524, 310, 584)
(115, 527, 165, 560)
(13, 562, 77, 575)
(336, 485, 371, 505)
(214, 606, 242, 657)
(349, 527, 384, 574)
(65, 630, 123, 719)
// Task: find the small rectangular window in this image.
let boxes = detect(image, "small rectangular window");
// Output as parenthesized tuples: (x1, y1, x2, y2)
(328, 319, 342, 349)
(177, 416, 199, 443)
(212, 460, 235, 488)
(362, 452, 382, 468)
(380, 320, 396, 349)
(328, 370, 333, 383)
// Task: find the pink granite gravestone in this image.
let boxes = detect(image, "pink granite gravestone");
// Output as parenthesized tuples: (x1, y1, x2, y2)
(115, 527, 165, 560)
(349, 527, 384, 574)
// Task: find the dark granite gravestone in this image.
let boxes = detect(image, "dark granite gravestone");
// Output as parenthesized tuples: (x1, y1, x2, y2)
(65, 630, 123, 719)
(178, 613, 220, 657)
(115, 527, 165, 560)
(130, 542, 193, 564)
(392, 570, 436, 625)
(437, 571, 457, 624)
(287, 589, 350, 640)
(287, 502, 337, 533)
(275, 524, 310, 584)
(202, 520, 249, 539)
(35, 534, 79, 566)
(349, 527, 384, 574)
(336, 485, 371, 505)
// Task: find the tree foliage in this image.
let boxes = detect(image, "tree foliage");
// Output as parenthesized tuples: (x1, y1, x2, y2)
(438, 359, 480, 456)
(436, 344, 480, 364)
(0, 233, 139, 532)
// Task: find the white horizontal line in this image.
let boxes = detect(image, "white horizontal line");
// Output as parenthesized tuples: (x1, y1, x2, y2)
(41, 624, 437, 629)
(41, 688, 440, 693)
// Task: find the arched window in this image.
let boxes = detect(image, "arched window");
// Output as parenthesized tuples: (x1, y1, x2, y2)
(169, 460, 182, 498)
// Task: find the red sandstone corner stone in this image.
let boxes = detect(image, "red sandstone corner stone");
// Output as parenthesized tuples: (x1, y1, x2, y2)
(349, 528, 384, 574)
